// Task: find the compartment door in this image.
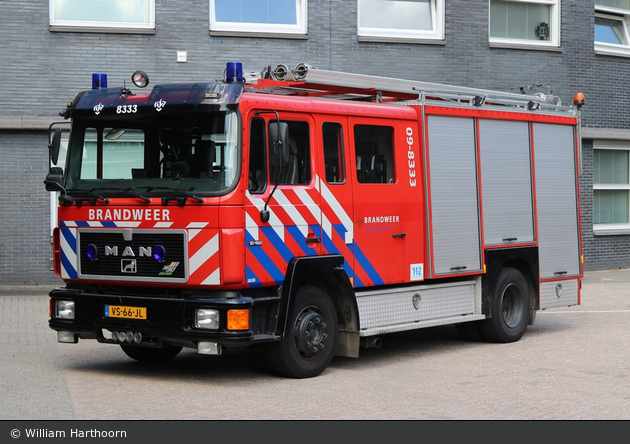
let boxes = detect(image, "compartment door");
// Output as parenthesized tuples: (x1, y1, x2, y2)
(426, 115, 482, 276)
(478, 119, 534, 246)
(533, 123, 581, 279)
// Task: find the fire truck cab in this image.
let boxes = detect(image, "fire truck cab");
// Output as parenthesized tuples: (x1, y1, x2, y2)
(45, 62, 583, 378)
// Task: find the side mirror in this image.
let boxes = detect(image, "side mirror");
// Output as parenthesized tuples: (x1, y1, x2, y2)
(44, 167, 64, 192)
(268, 121, 289, 166)
(49, 128, 62, 166)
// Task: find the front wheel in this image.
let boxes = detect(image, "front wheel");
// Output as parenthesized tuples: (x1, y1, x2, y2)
(479, 267, 530, 343)
(266, 286, 338, 378)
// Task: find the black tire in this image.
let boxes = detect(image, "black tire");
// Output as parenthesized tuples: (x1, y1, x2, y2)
(266, 286, 338, 378)
(479, 267, 530, 343)
(120, 344, 182, 363)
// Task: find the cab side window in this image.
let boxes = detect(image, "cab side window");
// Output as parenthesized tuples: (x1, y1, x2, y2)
(354, 125, 394, 184)
(269, 120, 311, 185)
(323, 122, 345, 183)
(248, 117, 267, 193)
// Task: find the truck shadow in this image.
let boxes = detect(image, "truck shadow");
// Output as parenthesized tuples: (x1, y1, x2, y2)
(60, 319, 573, 383)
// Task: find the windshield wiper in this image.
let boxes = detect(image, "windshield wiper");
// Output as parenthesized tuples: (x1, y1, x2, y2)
(90, 187, 152, 203)
(61, 189, 110, 206)
(143, 186, 204, 205)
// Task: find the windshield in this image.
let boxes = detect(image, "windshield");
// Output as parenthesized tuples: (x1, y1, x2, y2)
(62, 110, 240, 196)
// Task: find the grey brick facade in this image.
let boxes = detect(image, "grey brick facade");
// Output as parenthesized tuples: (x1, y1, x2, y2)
(1, 1, 628, 284)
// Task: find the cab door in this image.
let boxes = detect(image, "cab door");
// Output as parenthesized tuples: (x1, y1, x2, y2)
(315, 117, 356, 283)
(350, 117, 406, 286)
(244, 112, 322, 287)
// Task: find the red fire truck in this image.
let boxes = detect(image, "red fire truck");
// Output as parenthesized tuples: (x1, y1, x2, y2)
(45, 62, 584, 378)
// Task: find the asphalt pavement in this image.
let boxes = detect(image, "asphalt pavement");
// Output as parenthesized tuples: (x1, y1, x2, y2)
(1, 269, 629, 421)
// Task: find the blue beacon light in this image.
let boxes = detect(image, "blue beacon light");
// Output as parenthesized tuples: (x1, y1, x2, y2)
(225, 62, 244, 84)
(92, 73, 108, 89)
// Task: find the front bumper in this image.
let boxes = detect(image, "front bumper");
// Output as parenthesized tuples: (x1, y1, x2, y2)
(48, 287, 274, 350)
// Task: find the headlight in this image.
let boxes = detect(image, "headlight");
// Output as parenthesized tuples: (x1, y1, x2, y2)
(55, 300, 75, 320)
(194, 308, 219, 330)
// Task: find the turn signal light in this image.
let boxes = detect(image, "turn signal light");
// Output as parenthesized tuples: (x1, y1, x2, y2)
(227, 309, 249, 331)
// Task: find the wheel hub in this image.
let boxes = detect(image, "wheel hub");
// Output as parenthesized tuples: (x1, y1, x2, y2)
(293, 308, 328, 358)
(501, 283, 524, 328)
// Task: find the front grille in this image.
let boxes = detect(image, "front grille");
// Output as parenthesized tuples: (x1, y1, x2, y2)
(78, 229, 187, 282)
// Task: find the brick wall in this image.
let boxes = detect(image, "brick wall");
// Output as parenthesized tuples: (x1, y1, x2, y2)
(0, 131, 59, 285)
(0, 1, 628, 284)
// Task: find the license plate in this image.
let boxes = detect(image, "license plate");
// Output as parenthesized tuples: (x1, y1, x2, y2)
(105, 305, 147, 320)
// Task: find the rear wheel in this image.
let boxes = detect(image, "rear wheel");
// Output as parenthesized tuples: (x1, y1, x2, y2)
(266, 286, 338, 378)
(479, 267, 530, 343)
(120, 345, 182, 363)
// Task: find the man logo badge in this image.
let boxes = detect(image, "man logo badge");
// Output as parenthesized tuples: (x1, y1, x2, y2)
(121, 259, 137, 273)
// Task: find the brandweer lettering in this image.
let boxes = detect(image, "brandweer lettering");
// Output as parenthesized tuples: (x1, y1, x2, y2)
(364, 215, 400, 224)
(88, 208, 171, 221)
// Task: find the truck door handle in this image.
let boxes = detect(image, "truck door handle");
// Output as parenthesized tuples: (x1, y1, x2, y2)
(392, 233, 406, 238)
(503, 237, 518, 242)
(305, 237, 321, 244)
(450, 266, 467, 271)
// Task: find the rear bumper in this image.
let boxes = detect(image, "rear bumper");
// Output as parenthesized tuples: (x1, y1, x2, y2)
(48, 287, 262, 350)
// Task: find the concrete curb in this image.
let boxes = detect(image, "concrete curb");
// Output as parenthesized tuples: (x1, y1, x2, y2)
(0, 285, 57, 296)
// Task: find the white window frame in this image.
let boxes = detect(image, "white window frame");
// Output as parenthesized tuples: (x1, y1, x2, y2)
(357, 0, 445, 42)
(593, 141, 630, 236)
(489, 0, 560, 49)
(595, 2, 630, 57)
(49, 0, 155, 33)
(209, 0, 307, 36)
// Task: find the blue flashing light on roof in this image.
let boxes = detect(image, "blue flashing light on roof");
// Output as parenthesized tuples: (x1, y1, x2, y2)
(225, 61, 244, 84)
(92, 73, 108, 89)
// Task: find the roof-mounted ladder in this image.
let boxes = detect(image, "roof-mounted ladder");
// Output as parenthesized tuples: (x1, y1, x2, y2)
(246, 63, 575, 114)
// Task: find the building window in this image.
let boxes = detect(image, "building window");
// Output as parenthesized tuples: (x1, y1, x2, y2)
(594, 142, 630, 234)
(49, 0, 155, 33)
(595, 1, 630, 57)
(210, 0, 307, 36)
(357, 0, 444, 42)
(489, 0, 560, 47)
